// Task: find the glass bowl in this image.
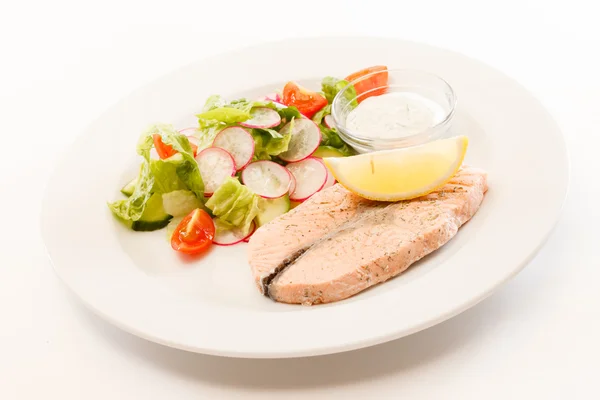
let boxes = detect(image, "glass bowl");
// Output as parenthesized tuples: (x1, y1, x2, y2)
(331, 69, 456, 153)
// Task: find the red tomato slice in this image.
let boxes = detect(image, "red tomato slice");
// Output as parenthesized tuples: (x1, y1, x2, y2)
(345, 65, 388, 102)
(152, 134, 178, 159)
(189, 142, 198, 157)
(282, 82, 328, 119)
(171, 209, 215, 255)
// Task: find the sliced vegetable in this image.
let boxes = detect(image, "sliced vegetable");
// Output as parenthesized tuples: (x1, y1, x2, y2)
(313, 146, 346, 158)
(321, 77, 357, 105)
(212, 127, 255, 171)
(213, 219, 255, 246)
(242, 222, 258, 242)
(128, 192, 172, 232)
(195, 147, 236, 195)
(162, 190, 203, 217)
(241, 161, 291, 199)
(240, 107, 281, 129)
(278, 119, 322, 162)
(120, 177, 138, 197)
(256, 195, 291, 227)
(152, 134, 178, 159)
(260, 92, 282, 103)
(322, 167, 336, 190)
(178, 129, 200, 157)
(166, 216, 184, 241)
(251, 128, 292, 161)
(286, 157, 328, 201)
(345, 65, 388, 102)
(205, 177, 259, 236)
(170, 208, 215, 255)
(138, 124, 205, 199)
(323, 114, 335, 129)
(110, 123, 203, 224)
(282, 82, 328, 119)
(288, 171, 296, 195)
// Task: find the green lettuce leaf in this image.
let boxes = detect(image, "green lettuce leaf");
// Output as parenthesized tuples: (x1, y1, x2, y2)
(312, 104, 331, 125)
(138, 123, 204, 199)
(108, 123, 204, 223)
(205, 177, 259, 235)
(195, 96, 281, 150)
(321, 77, 358, 106)
(276, 106, 302, 125)
(319, 124, 355, 156)
(108, 162, 155, 222)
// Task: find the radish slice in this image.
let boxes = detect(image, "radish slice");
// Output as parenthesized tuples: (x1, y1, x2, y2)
(242, 223, 258, 243)
(323, 114, 335, 129)
(213, 220, 255, 246)
(178, 127, 197, 135)
(278, 119, 322, 162)
(288, 171, 297, 195)
(195, 147, 235, 195)
(240, 107, 281, 129)
(242, 161, 292, 199)
(286, 157, 328, 201)
(212, 127, 254, 171)
(259, 92, 282, 103)
(322, 167, 336, 190)
(187, 135, 200, 148)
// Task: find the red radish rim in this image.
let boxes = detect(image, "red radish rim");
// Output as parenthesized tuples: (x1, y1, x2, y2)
(240, 107, 281, 129)
(212, 126, 255, 171)
(323, 114, 335, 129)
(178, 127, 197, 134)
(287, 169, 296, 195)
(241, 160, 292, 199)
(242, 223, 258, 243)
(213, 221, 256, 246)
(278, 119, 322, 163)
(195, 147, 236, 195)
(287, 157, 328, 202)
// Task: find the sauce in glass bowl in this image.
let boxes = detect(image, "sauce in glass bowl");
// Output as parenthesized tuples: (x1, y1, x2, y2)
(332, 69, 456, 153)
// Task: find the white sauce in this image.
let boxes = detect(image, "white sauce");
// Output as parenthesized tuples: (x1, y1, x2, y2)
(345, 92, 446, 139)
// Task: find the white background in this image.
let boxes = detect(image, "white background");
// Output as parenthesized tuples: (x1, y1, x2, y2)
(1, 0, 599, 398)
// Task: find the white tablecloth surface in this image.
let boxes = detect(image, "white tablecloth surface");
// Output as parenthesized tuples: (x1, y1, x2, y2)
(2, 1, 598, 398)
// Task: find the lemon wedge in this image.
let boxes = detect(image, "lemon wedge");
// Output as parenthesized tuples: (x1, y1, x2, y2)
(323, 136, 468, 201)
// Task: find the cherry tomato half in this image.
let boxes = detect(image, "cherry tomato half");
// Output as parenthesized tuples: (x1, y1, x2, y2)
(171, 209, 215, 255)
(282, 81, 328, 119)
(152, 134, 178, 159)
(345, 65, 388, 102)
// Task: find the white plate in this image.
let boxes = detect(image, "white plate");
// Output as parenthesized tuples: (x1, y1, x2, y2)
(41, 37, 568, 358)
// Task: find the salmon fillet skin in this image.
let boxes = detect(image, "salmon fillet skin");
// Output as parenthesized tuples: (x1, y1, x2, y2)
(247, 166, 488, 305)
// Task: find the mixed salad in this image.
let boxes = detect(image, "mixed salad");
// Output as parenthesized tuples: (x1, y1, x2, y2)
(108, 66, 389, 255)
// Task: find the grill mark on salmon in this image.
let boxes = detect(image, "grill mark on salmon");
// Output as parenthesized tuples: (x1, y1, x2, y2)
(248, 166, 488, 305)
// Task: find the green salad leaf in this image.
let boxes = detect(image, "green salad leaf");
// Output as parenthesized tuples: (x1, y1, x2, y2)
(312, 104, 331, 125)
(108, 124, 204, 223)
(195, 96, 281, 150)
(321, 76, 358, 106)
(276, 106, 302, 125)
(138, 123, 204, 199)
(206, 177, 259, 235)
(319, 124, 355, 156)
(108, 162, 155, 222)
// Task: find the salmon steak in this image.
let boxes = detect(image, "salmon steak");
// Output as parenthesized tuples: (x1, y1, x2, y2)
(247, 166, 488, 305)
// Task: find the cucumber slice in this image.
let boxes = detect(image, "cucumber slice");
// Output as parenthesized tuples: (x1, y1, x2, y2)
(162, 190, 202, 217)
(256, 195, 290, 227)
(312, 146, 345, 158)
(130, 193, 172, 231)
(120, 177, 138, 196)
